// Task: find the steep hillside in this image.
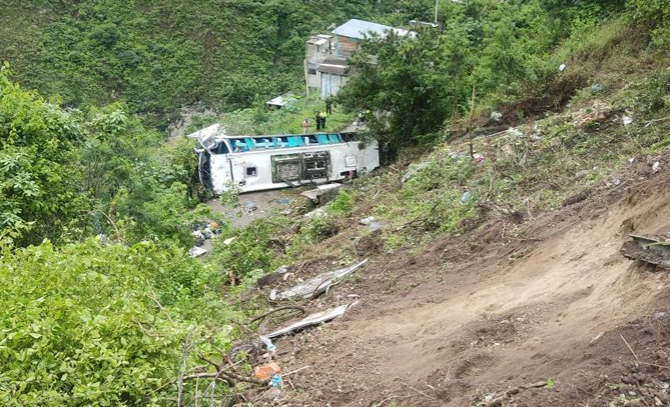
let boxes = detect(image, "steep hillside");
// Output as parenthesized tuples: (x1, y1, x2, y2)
(0, 0, 375, 124)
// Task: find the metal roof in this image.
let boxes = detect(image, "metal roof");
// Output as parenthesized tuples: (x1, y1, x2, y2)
(332, 18, 415, 40)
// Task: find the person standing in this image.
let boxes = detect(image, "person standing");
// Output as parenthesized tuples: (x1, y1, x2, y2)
(325, 98, 333, 115)
(302, 118, 310, 134)
(319, 110, 328, 130)
(315, 111, 322, 131)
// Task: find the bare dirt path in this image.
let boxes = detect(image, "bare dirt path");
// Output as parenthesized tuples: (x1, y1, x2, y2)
(263, 156, 670, 406)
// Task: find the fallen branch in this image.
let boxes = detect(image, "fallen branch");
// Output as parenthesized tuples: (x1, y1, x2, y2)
(620, 334, 640, 362)
(176, 329, 194, 406)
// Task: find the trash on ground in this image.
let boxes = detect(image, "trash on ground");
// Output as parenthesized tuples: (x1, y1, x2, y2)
(244, 201, 258, 212)
(301, 183, 342, 203)
(653, 161, 661, 173)
(448, 151, 461, 161)
(460, 191, 472, 205)
(507, 127, 524, 138)
(623, 115, 634, 126)
(266, 303, 356, 339)
(270, 373, 282, 388)
(621, 234, 670, 268)
(188, 246, 208, 258)
(270, 259, 368, 301)
(359, 216, 376, 225)
(473, 153, 485, 164)
(254, 362, 282, 381)
(490, 111, 503, 122)
(260, 335, 277, 354)
(559, 63, 566, 72)
(591, 83, 604, 94)
(368, 221, 384, 231)
(304, 208, 326, 218)
(223, 236, 237, 245)
(628, 157, 635, 164)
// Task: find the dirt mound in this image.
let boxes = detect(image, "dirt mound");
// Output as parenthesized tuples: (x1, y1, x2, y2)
(262, 154, 670, 406)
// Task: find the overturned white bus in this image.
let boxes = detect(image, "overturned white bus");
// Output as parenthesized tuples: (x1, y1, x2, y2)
(191, 124, 380, 194)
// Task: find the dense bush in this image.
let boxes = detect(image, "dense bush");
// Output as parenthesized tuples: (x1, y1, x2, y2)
(0, 238, 229, 406)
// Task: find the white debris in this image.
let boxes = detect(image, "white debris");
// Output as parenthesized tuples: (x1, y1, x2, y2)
(506, 127, 524, 138)
(267, 303, 354, 339)
(271, 259, 368, 301)
(490, 111, 503, 122)
(188, 247, 208, 258)
(559, 63, 567, 72)
(359, 216, 376, 225)
(223, 236, 237, 245)
(653, 161, 661, 173)
(623, 115, 633, 126)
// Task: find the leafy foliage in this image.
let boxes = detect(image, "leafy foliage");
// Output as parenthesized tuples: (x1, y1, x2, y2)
(0, 0, 377, 126)
(0, 238, 230, 406)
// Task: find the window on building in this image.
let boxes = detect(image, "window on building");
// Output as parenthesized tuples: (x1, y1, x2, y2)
(246, 167, 257, 177)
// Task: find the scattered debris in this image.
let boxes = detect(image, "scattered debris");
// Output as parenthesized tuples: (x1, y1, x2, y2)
(301, 183, 342, 203)
(490, 111, 503, 122)
(507, 127, 524, 138)
(653, 311, 667, 320)
(460, 191, 472, 205)
(304, 208, 326, 218)
(244, 201, 258, 212)
(270, 259, 368, 301)
(267, 303, 355, 339)
(559, 63, 567, 72)
(621, 234, 670, 268)
(188, 246, 208, 258)
(623, 115, 634, 126)
(628, 157, 635, 164)
(653, 161, 661, 173)
(254, 362, 281, 381)
(223, 236, 237, 245)
(448, 151, 461, 161)
(359, 216, 376, 225)
(473, 153, 486, 164)
(570, 100, 611, 128)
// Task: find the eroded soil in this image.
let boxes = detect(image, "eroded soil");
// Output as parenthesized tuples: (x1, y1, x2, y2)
(251, 153, 670, 406)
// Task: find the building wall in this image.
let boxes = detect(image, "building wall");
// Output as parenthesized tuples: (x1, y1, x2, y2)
(335, 35, 358, 59)
(320, 73, 348, 98)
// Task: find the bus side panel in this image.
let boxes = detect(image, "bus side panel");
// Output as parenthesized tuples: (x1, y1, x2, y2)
(210, 154, 232, 194)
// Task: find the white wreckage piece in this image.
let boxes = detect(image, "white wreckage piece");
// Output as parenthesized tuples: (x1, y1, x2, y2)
(269, 259, 368, 301)
(266, 303, 357, 339)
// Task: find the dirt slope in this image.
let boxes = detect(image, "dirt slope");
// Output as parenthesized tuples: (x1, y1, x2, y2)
(263, 153, 670, 406)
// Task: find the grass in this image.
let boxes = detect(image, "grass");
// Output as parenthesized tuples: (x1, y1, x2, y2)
(219, 93, 355, 136)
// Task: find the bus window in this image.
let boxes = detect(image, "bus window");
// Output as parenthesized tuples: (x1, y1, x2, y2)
(317, 134, 329, 144)
(328, 134, 340, 143)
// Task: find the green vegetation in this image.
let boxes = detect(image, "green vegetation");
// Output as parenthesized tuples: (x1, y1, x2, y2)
(0, 1, 376, 126)
(2, 0, 670, 404)
(218, 94, 353, 136)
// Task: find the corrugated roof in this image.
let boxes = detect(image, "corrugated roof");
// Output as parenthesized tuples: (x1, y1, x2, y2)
(332, 18, 415, 40)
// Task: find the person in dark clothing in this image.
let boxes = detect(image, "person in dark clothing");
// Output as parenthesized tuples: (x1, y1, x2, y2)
(315, 112, 322, 131)
(325, 98, 333, 115)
